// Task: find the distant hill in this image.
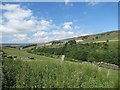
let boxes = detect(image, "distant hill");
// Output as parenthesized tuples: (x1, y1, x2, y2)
(2, 30, 119, 48)
(44, 30, 119, 45)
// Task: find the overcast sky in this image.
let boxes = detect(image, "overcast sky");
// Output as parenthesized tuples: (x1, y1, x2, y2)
(0, 2, 118, 43)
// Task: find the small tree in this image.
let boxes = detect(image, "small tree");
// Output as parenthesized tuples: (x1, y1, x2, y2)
(106, 39, 109, 42)
(95, 36, 99, 39)
(67, 40, 76, 45)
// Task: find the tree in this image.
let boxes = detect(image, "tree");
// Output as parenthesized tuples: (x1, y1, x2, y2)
(67, 40, 76, 45)
(106, 39, 109, 42)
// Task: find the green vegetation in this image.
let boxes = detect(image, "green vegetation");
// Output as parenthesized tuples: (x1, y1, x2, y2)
(1, 30, 119, 88)
(29, 41, 118, 65)
(81, 30, 118, 43)
(47, 30, 119, 44)
(22, 44, 37, 49)
(2, 58, 118, 88)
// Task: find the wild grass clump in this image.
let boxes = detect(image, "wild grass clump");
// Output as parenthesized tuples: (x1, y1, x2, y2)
(2, 58, 118, 88)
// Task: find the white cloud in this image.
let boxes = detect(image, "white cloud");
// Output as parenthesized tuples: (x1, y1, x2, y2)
(13, 33, 27, 37)
(64, 0, 70, 5)
(80, 33, 92, 36)
(63, 25, 72, 30)
(1, 4, 82, 43)
(63, 22, 73, 30)
(64, 0, 73, 7)
(1, 4, 19, 11)
(40, 20, 50, 26)
(88, 2, 99, 6)
(52, 30, 73, 36)
(1, 4, 53, 36)
(86, 0, 100, 6)
(32, 30, 76, 43)
(0, 16, 2, 24)
(31, 36, 51, 43)
(11, 33, 29, 42)
(2, 4, 32, 20)
(74, 26, 80, 29)
(0, 24, 18, 35)
(1, 4, 35, 36)
(36, 20, 53, 31)
(64, 22, 72, 25)
(33, 31, 47, 37)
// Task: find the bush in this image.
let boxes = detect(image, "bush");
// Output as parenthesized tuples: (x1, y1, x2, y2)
(29, 42, 118, 65)
(2, 59, 23, 88)
(1, 58, 118, 88)
(67, 40, 76, 45)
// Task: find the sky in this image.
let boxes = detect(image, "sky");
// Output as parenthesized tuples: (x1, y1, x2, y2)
(0, 2, 118, 43)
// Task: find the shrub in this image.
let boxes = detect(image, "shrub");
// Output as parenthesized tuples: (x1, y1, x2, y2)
(2, 58, 23, 88)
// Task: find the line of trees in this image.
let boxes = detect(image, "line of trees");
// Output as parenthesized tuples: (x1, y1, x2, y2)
(28, 40, 118, 65)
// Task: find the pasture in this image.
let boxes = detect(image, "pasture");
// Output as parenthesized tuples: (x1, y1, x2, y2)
(2, 48, 119, 88)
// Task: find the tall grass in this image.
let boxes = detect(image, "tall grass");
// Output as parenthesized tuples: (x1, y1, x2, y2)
(2, 58, 118, 88)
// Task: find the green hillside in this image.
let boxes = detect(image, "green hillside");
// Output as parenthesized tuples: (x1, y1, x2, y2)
(2, 48, 119, 88)
(1, 30, 119, 88)
(46, 30, 119, 45)
(29, 40, 118, 66)
(81, 30, 119, 43)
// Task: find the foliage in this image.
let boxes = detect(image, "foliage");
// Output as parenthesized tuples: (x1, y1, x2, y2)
(67, 40, 76, 45)
(2, 58, 118, 88)
(2, 59, 23, 88)
(30, 42, 118, 65)
(22, 44, 37, 49)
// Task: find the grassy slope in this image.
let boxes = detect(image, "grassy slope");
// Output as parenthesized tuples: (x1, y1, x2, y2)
(41, 30, 119, 46)
(3, 48, 118, 88)
(3, 48, 57, 61)
(36, 31, 119, 49)
(82, 30, 119, 43)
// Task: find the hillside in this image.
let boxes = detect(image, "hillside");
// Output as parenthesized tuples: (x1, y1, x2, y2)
(2, 48, 119, 88)
(1, 30, 119, 88)
(1, 30, 119, 49)
(43, 30, 119, 46)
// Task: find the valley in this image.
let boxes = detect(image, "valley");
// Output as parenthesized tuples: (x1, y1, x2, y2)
(1, 30, 119, 88)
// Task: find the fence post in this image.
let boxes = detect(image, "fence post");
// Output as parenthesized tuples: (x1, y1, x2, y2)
(61, 55, 65, 64)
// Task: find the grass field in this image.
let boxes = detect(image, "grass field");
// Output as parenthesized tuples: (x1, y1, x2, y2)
(2, 48, 119, 88)
(3, 48, 58, 61)
(82, 31, 118, 43)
